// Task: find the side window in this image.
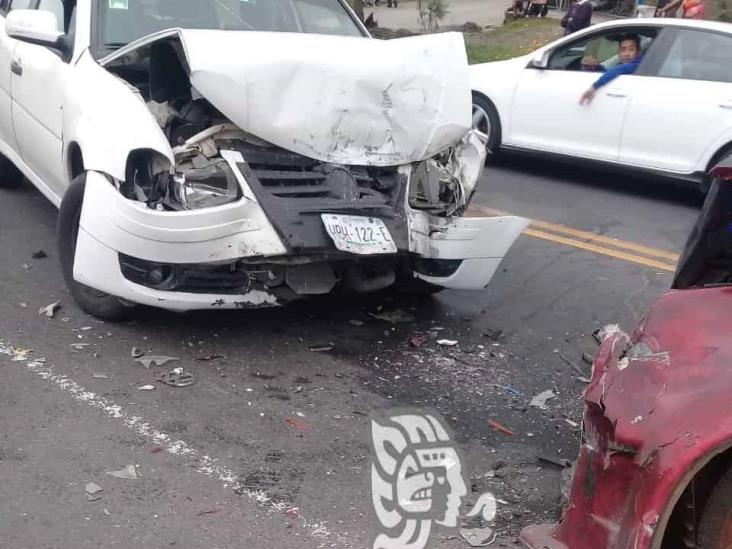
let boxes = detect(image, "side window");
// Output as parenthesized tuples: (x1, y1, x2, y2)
(37, 0, 64, 32)
(658, 29, 732, 84)
(548, 30, 656, 72)
(8, 0, 35, 9)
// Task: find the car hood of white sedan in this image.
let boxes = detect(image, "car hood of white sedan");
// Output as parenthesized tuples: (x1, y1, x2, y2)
(101, 29, 473, 166)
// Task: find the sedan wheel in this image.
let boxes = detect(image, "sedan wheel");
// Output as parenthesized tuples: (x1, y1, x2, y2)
(471, 93, 501, 159)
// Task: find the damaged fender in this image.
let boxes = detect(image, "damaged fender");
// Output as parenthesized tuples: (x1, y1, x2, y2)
(521, 287, 732, 549)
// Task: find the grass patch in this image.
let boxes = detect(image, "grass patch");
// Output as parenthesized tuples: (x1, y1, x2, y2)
(465, 18, 564, 64)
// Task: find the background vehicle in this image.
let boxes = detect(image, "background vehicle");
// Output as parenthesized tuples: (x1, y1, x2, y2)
(521, 153, 732, 549)
(471, 19, 732, 192)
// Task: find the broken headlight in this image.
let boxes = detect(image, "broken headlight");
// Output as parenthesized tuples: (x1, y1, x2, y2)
(170, 160, 242, 210)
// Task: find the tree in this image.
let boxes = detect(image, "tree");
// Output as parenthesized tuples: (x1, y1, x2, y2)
(417, 0, 450, 32)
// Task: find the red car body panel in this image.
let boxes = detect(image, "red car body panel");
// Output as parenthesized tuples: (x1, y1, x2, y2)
(522, 287, 732, 549)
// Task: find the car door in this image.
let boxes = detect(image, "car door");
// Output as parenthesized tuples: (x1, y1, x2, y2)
(508, 27, 658, 162)
(10, 0, 74, 201)
(0, 0, 36, 160)
(619, 28, 732, 174)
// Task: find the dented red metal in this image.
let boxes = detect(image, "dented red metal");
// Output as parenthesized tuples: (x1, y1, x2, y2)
(521, 287, 732, 549)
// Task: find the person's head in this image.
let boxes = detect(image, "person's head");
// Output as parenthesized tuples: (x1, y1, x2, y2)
(618, 34, 641, 63)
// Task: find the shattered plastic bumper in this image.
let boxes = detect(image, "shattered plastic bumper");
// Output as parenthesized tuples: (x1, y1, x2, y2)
(76, 171, 528, 311)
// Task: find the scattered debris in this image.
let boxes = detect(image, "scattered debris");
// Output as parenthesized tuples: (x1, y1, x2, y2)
(18, 302, 27, 308)
(295, 411, 306, 418)
(131, 347, 144, 358)
(197, 508, 221, 517)
(284, 507, 300, 519)
(539, 455, 572, 469)
(92, 373, 109, 380)
(285, 417, 312, 433)
(459, 526, 496, 547)
(135, 355, 179, 369)
(435, 357, 457, 367)
(32, 250, 47, 259)
(576, 376, 592, 384)
(103, 508, 111, 516)
(138, 385, 156, 391)
(488, 419, 514, 436)
(437, 339, 458, 347)
(22, 263, 30, 269)
(157, 369, 196, 388)
(38, 301, 61, 318)
(309, 344, 334, 352)
(482, 329, 504, 341)
(70, 343, 90, 350)
(559, 351, 587, 376)
(409, 335, 427, 348)
(494, 384, 522, 398)
(195, 354, 226, 361)
(150, 447, 165, 454)
(85, 482, 103, 501)
(565, 419, 579, 427)
(348, 320, 365, 327)
(530, 390, 556, 409)
(107, 465, 139, 480)
(369, 310, 415, 323)
(582, 352, 594, 365)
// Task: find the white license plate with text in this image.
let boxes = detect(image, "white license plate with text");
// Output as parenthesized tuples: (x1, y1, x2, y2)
(321, 214, 397, 255)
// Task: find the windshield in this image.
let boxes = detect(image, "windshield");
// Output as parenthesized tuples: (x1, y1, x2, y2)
(98, 0, 365, 50)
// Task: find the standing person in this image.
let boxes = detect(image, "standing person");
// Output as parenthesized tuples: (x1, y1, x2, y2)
(561, 0, 592, 35)
(657, 0, 705, 17)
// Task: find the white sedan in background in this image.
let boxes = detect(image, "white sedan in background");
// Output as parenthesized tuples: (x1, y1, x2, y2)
(471, 19, 732, 191)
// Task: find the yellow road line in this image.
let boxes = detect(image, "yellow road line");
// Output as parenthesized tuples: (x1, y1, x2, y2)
(524, 228, 677, 272)
(470, 204, 680, 262)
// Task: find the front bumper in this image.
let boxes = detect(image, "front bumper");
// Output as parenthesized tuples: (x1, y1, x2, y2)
(76, 171, 527, 311)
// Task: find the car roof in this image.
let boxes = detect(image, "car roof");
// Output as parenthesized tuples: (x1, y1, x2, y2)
(590, 17, 732, 35)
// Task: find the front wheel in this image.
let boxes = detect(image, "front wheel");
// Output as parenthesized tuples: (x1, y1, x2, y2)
(58, 173, 133, 320)
(472, 93, 502, 161)
(697, 464, 732, 548)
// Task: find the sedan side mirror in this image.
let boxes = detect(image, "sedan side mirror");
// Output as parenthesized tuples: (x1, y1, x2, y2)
(528, 50, 550, 70)
(5, 10, 64, 49)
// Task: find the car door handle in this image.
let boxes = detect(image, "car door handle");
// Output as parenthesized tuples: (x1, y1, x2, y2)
(605, 92, 628, 98)
(10, 60, 22, 76)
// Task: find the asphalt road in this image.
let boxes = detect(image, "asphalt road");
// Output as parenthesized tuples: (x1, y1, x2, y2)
(0, 155, 703, 548)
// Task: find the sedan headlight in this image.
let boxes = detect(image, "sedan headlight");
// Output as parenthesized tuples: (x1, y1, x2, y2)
(171, 159, 242, 210)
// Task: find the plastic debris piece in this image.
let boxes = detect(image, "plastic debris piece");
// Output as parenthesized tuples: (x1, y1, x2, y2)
(348, 320, 364, 327)
(19, 302, 27, 309)
(195, 354, 225, 361)
(85, 482, 103, 501)
(295, 411, 305, 418)
(285, 417, 312, 433)
(138, 385, 155, 391)
(530, 390, 556, 409)
(284, 507, 300, 519)
(157, 370, 196, 388)
(135, 355, 179, 369)
(459, 526, 496, 547)
(131, 347, 144, 358)
(565, 419, 579, 427)
(70, 343, 90, 350)
(309, 344, 334, 352)
(582, 352, 594, 365)
(38, 301, 61, 318)
(107, 465, 139, 480)
(576, 376, 592, 384)
(437, 339, 458, 347)
(409, 335, 427, 348)
(103, 508, 111, 516)
(539, 455, 572, 468)
(92, 373, 109, 379)
(369, 310, 415, 323)
(488, 419, 514, 436)
(494, 384, 522, 398)
(32, 250, 47, 259)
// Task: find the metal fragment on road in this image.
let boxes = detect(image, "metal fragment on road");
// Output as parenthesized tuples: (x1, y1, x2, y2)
(437, 339, 458, 347)
(85, 482, 103, 501)
(131, 347, 144, 358)
(459, 526, 496, 547)
(530, 390, 556, 409)
(309, 344, 334, 352)
(135, 355, 179, 369)
(138, 385, 155, 391)
(38, 301, 61, 318)
(107, 465, 139, 480)
(157, 369, 196, 388)
(369, 310, 415, 323)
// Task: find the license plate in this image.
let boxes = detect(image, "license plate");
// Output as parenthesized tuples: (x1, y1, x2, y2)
(321, 214, 397, 255)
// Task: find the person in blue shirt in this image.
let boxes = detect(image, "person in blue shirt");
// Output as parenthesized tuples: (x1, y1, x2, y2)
(580, 34, 642, 105)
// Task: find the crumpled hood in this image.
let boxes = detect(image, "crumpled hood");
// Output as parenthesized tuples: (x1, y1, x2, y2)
(104, 29, 472, 166)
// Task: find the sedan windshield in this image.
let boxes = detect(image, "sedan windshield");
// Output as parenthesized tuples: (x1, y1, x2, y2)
(99, 0, 364, 50)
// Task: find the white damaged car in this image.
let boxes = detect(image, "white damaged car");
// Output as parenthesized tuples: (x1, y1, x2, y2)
(0, 0, 528, 319)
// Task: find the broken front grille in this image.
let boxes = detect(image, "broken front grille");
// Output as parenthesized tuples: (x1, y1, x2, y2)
(229, 143, 409, 252)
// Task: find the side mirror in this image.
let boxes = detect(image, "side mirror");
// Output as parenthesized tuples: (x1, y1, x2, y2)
(5, 10, 64, 49)
(528, 50, 549, 70)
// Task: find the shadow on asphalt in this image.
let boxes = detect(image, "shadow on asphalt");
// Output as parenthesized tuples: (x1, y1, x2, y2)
(494, 152, 706, 209)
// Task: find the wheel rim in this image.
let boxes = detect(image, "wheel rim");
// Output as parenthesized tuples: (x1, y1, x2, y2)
(472, 104, 492, 138)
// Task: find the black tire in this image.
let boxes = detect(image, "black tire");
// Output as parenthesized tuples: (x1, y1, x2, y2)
(471, 93, 502, 160)
(58, 173, 132, 320)
(697, 464, 732, 548)
(0, 156, 25, 188)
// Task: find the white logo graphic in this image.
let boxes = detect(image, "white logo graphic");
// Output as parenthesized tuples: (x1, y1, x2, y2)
(370, 409, 496, 549)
